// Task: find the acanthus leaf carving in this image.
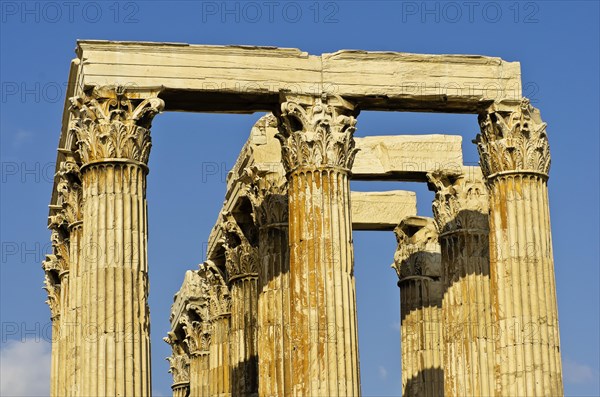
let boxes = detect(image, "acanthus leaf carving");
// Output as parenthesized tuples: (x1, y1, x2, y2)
(42, 227, 67, 318)
(166, 343, 190, 384)
(224, 242, 259, 281)
(47, 158, 76, 278)
(243, 167, 288, 228)
(275, 95, 359, 172)
(68, 87, 164, 166)
(427, 168, 489, 234)
(475, 97, 550, 177)
(43, 271, 61, 319)
(181, 315, 212, 356)
(392, 218, 440, 280)
(45, 228, 69, 273)
(56, 158, 83, 226)
(219, 212, 259, 281)
(42, 254, 61, 273)
(198, 262, 231, 319)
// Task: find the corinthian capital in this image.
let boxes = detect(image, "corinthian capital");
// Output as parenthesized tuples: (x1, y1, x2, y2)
(68, 86, 164, 167)
(56, 156, 82, 226)
(220, 212, 259, 281)
(43, 272, 61, 319)
(198, 262, 231, 319)
(392, 217, 440, 280)
(475, 98, 550, 177)
(44, 228, 69, 273)
(166, 344, 190, 384)
(181, 316, 211, 356)
(275, 94, 359, 172)
(427, 167, 489, 234)
(224, 242, 259, 282)
(243, 168, 288, 227)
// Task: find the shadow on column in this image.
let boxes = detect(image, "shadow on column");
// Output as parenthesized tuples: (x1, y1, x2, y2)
(404, 368, 445, 397)
(398, 208, 491, 396)
(438, 209, 494, 397)
(231, 354, 259, 397)
(398, 248, 444, 397)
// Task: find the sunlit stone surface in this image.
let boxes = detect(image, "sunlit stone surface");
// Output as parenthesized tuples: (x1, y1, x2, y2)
(46, 41, 562, 397)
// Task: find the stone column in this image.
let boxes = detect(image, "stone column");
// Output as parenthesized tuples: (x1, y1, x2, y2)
(55, 151, 83, 397)
(245, 170, 291, 397)
(275, 94, 361, 396)
(183, 311, 211, 396)
(428, 167, 495, 396)
(41, 258, 62, 397)
(221, 212, 259, 397)
(69, 87, 164, 396)
(46, 153, 80, 397)
(475, 98, 563, 396)
(392, 217, 443, 396)
(191, 350, 210, 396)
(199, 262, 232, 397)
(167, 344, 190, 397)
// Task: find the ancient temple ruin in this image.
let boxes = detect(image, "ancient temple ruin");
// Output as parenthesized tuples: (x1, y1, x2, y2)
(45, 40, 563, 396)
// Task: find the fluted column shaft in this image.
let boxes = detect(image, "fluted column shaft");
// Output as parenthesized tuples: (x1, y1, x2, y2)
(50, 315, 60, 397)
(428, 168, 495, 396)
(67, 221, 82, 396)
(399, 279, 444, 395)
(257, 225, 290, 397)
(210, 314, 231, 397)
(221, 212, 260, 396)
(488, 174, 561, 395)
(276, 95, 361, 396)
(257, 215, 290, 396)
(58, 154, 83, 397)
(393, 217, 443, 396)
(57, 272, 69, 396)
(476, 98, 563, 396)
(245, 171, 291, 397)
(79, 162, 151, 396)
(288, 169, 360, 396)
(439, 230, 495, 395)
(229, 276, 259, 396)
(44, 236, 62, 397)
(172, 382, 189, 397)
(46, 154, 82, 397)
(69, 88, 163, 396)
(190, 351, 210, 396)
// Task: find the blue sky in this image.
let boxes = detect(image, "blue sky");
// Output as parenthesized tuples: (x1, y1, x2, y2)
(1, 1, 598, 396)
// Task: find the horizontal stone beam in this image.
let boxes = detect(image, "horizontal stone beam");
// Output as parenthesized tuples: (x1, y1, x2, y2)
(75, 40, 521, 113)
(322, 51, 521, 112)
(351, 191, 417, 231)
(353, 135, 464, 181)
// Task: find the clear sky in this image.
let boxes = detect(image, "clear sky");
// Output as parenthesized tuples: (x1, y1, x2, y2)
(1, 1, 598, 396)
